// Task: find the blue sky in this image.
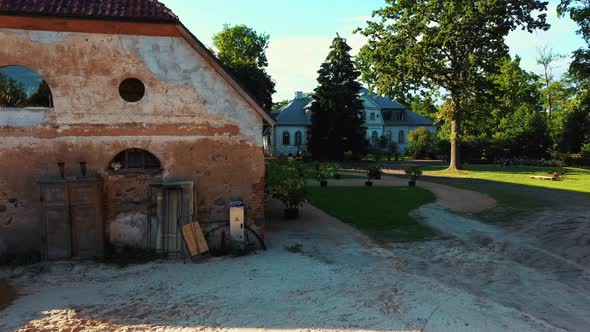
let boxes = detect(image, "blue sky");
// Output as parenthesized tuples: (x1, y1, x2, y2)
(161, 0, 585, 102)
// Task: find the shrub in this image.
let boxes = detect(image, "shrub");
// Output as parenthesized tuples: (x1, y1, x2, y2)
(367, 164, 383, 180)
(461, 136, 494, 164)
(560, 153, 590, 167)
(408, 127, 437, 159)
(386, 142, 400, 161)
(405, 166, 423, 181)
(378, 135, 389, 149)
(314, 162, 337, 181)
(371, 149, 385, 162)
(285, 243, 304, 253)
(582, 141, 590, 157)
(494, 158, 565, 168)
(265, 158, 307, 209)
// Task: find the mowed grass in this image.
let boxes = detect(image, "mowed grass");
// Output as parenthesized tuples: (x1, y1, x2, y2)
(422, 164, 590, 194)
(307, 186, 436, 242)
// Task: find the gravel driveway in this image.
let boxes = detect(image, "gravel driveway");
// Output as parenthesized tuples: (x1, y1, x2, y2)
(0, 195, 573, 332)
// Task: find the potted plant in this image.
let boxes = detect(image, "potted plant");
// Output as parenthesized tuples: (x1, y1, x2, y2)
(405, 166, 423, 187)
(266, 158, 307, 219)
(315, 163, 336, 187)
(366, 164, 383, 187)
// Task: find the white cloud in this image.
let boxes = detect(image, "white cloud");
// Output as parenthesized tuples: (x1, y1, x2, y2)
(352, 15, 373, 22)
(268, 32, 367, 101)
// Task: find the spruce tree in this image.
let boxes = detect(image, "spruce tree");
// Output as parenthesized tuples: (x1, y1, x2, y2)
(308, 35, 367, 161)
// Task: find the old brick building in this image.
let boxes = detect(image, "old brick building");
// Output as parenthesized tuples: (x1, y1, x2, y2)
(0, 0, 273, 260)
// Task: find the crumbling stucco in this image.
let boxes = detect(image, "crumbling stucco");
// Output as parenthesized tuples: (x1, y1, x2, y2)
(0, 27, 267, 257)
(0, 108, 48, 127)
(0, 28, 263, 146)
(109, 212, 148, 248)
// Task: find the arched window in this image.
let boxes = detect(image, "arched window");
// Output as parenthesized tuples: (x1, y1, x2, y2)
(295, 131, 302, 146)
(399, 131, 405, 144)
(371, 131, 378, 145)
(109, 149, 161, 172)
(0, 66, 53, 108)
(282, 131, 291, 145)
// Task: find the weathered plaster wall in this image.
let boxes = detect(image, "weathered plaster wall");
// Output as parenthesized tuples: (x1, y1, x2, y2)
(0, 29, 266, 256)
(0, 29, 263, 145)
(0, 109, 48, 128)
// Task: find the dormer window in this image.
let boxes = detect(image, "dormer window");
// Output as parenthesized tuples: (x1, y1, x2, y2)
(383, 111, 392, 121)
(395, 111, 406, 121)
(370, 113, 375, 120)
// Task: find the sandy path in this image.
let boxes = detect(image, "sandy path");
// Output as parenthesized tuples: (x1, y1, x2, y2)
(397, 204, 590, 331)
(0, 200, 562, 332)
(332, 172, 497, 213)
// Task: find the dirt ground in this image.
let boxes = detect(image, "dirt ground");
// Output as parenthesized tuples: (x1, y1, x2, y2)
(1, 176, 589, 331)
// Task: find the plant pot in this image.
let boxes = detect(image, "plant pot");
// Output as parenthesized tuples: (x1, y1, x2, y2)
(284, 208, 300, 219)
(365, 181, 373, 187)
(320, 180, 328, 187)
(408, 180, 416, 187)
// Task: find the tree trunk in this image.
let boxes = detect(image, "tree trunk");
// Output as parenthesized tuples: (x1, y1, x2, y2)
(544, 68, 552, 120)
(448, 113, 462, 171)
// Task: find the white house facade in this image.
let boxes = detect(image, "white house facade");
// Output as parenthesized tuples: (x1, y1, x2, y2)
(265, 89, 437, 156)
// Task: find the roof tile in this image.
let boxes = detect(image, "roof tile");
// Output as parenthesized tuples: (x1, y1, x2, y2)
(0, 0, 179, 23)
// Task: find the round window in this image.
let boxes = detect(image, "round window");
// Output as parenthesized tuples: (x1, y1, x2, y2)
(119, 78, 145, 102)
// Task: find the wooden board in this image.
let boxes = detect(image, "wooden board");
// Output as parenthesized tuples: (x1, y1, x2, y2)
(182, 222, 209, 257)
(41, 183, 70, 260)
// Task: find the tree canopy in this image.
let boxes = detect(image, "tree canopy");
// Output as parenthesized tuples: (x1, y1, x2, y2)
(308, 35, 367, 161)
(558, 0, 590, 82)
(213, 24, 276, 112)
(357, 0, 549, 169)
(558, 0, 590, 155)
(0, 73, 52, 108)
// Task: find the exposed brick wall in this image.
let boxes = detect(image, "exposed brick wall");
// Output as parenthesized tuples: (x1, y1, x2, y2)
(0, 137, 265, 255)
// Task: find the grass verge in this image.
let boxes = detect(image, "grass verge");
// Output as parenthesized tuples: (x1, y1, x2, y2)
(307, 186, 436, 242)
(422, 164, 590, 194)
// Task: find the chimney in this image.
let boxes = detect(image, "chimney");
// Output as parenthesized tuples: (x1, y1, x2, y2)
(295, 91, 304, 99)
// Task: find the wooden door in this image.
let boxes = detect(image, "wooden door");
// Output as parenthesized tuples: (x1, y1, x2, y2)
(41, 183, 70, 259)
(69, 182, 104, 258)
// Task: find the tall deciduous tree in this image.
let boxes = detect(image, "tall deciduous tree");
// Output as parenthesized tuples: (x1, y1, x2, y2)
(558, 0, 590, 153)
(357, 0, 549, 170)
(558, 0, 590, 82)
(0, 73, 27, 107)
(28, 80, 53, 108)
(308, 35, 367, 161)
(536, 46, 565, 119)
(213, 24, 276, 112)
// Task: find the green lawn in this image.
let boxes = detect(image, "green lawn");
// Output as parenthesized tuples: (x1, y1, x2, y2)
(307, 186, 436, 242)
(422, 164, 590, 194)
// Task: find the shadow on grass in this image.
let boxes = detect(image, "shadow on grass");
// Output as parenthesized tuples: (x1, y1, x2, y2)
(417, 173, 590, 224)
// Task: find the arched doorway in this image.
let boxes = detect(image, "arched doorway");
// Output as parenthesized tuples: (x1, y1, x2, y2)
(105, 148, 164, 250)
